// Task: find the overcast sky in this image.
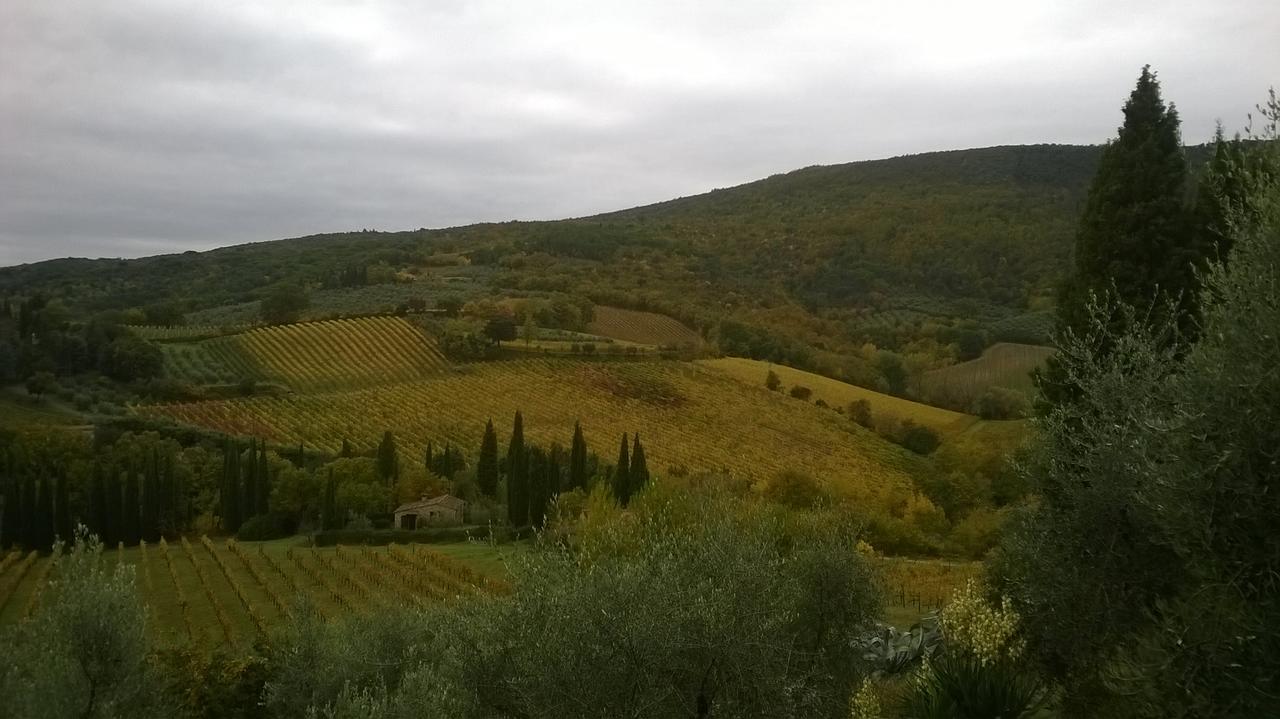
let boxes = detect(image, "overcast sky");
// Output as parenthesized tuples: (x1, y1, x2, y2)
(1, 1, 1276, 266)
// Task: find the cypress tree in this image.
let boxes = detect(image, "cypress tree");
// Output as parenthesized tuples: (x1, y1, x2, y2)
(222, 443, 242, 534)
(54, 474, 72, 543)
(1042, 66, 1194, 406)
(106, 470, 123, 547)
(21, 475, 36, 549)
(630, 434, 650, 496)
(34, 477, 55, 552)
(142, 450, 160, 542)
(477, 420, 499, 497)
(340, 438, 353, 458)
(424, 442, 434, 475)
(87, 463, 108, 542)
(613, 433, 631, 506)
(506, 411, 528, 526)
(569, 421, 588, 491)
(122, 469, 141, 546)
(377, 431, 398, 485)
(0, 472, 18, 550)
(527, 447, 549, 529)
(256, 442, 271, 516)
(243, 440, 258, 519)
(321, 469, 337, 530)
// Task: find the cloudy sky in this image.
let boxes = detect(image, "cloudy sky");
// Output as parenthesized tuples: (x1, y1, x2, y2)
(1, 0, 1276, 266)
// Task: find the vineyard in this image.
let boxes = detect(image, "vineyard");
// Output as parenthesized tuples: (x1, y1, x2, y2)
(700, 357, 977, 435)
(140, 359, 924, 509)
(0, 541, 509, 649)
(159, 316, 450, 392)
(876, 557, 982, 616)
(587, 306, 703, 347)
(919, 342, 1056, 409)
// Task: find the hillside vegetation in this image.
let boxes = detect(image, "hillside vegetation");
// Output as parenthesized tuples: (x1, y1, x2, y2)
(140, 358, 925, 510)
(587, 306, 703, 347)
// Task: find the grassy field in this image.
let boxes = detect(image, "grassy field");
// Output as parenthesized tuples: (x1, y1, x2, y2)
(0, 539, 511, 650)
(920, 342, 1055, 409)
(140, 359, 924, 509)
(159, 316, 449, 391)
(700, 357, 978, 435)
(587, 306, 703, 347)
(0, 391, 86, 431)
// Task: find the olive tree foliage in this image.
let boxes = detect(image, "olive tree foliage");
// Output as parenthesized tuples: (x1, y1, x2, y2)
(268, 487, 882, 719)
(993, 111, 1280, 717)
(0, 528, 170, 719)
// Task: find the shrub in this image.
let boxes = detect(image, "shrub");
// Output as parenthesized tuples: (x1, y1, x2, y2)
(765, 369, 781, 391)
(788, 385, 813, 400)
(900, 421, 941, 455)
(237, 513, 297, 541)
(848, 399, 873, 428)
(310, 526, 507, 547)
(971, 386, 1031, 420)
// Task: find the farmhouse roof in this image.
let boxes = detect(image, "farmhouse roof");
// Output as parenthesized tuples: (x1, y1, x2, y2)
(394, 494, 466, 514)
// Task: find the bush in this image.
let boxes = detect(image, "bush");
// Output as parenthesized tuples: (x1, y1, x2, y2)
(848, 399, 873, 427)
(788, 385, 813, 400)
(237, 513, 297, 541)
(899, 421, 941, 455)
(971, 386, 1031, 420)
(765, 369, 781, 391)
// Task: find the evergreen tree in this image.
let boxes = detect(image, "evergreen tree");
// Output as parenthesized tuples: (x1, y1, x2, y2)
(569, 421, 588, 491)
(141, 450, 160, 542)
(256, 441, 271, 516)
(340, 438, 353, 458)
(222, 443, 242, 534)
(506, 411, 528, 526)
(1042, 66, 1194, 407)
(477, 420, 499, 497)
(321, 469, 338, 531)
(630, 434, 650, 496)
(107, 470, 123, 547)
(527, 447, 549, 529)
(377, 431, 398, 485)
(21, 476, 36, 549)
(122, 469, 141, 546)
(243, 440, 258, 519)
(87, 464, 108, 543)
(1, 468, 19, 549)
(54, 474, 72, 543)
(34, 477, 55, 551)
(613, 433, 631, 506)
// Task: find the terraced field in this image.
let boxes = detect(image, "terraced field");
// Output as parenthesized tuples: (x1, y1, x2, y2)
(587, 306, 703, 347)
(700, 357, 977, 435)
(140, 359, 923, 509)
(160, 316, 449, 391)
(0, 540, 511, 650)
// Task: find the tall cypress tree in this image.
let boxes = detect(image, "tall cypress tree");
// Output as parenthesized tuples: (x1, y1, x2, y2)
(477, 420, 499, 498)
(377, 431, 398, 486)
(506, 411, 528, 526)
(321, 469, 338, 530)
(142, 450, 160, 542)
(34, 477, 55, 551)
(569, 421, 588, 491)
(122, 469, 141, 546)
(107, 470, 123, 547)
(256, 442, 271, 516)
(21, 475, 36, 549)
(222, 443, 242, 534)
(527, 447, 549, 529)
(1042, 66, 1193, 407)
(87, 463, 107, 542)
(54, 474, 72, 543)
(630, 434, 649, 496)
(0, 470, 19, 550)
(243, 440, 259, 519)
(613, 433, 631, 506)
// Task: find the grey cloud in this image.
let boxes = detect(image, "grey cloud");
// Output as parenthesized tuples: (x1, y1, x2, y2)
(2, 0, 1277, 266)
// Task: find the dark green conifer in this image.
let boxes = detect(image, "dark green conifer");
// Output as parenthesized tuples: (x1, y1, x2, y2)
(477, 420, 499, 497)
(256, 442, 270, 517)
(243, 440, 258, 519)
(321, 469, 338, 530)
(54, 474, 72, 543)
(377, 430, 398, 485)
(506, 411, 528, 526)
(34, 477, 56, 551)
(1042, 65, 1196, 407)
(122, 470, 141, 546)
(569, 421, 588, 491)
(222, 443, 242, 534)
(142, 450, 160, 542)
(630, 434, 650, 496)
(613, 433, 631, 506)
(527, 447, 549, 529)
